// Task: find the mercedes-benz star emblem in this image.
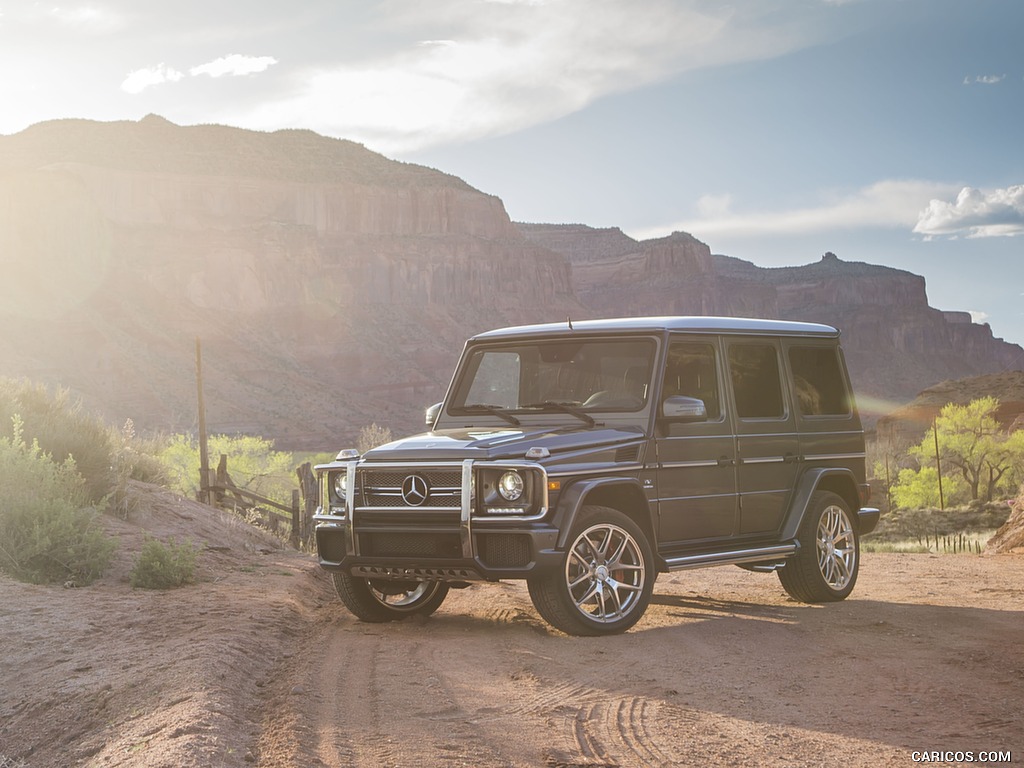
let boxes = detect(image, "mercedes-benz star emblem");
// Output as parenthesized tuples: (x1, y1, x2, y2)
(401, 474, 430, 506)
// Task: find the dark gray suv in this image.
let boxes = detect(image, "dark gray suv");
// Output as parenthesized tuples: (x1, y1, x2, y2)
(314, 316, 879, 635)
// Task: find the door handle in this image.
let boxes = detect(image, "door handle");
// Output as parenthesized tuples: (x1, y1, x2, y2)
(717, 456, 736, 467)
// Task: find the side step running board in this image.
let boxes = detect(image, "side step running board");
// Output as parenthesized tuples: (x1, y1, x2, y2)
(662, 543, 797, 572)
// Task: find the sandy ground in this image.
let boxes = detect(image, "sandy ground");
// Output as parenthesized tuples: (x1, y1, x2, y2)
(1, 483, 1021, 768)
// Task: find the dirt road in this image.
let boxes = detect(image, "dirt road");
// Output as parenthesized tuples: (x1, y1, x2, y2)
(257, 556, 1023, 768)
(1, 485, 1021, 767)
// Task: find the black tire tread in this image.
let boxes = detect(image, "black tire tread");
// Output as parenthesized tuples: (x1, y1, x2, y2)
(528, 505, 654, 636)
(332, 572, 449, 622)
(777, 491, 858, 603)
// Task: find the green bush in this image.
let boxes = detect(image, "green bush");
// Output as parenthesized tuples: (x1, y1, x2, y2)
(0, 416, 116, 584)
(159, 433, 295, 506)
(0, 378, 115, 502)
(108, 418, 168, 519)
(129, 537, 200, 589)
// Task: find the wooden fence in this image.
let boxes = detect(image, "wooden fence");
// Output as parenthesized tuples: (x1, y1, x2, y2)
(205, 454, 318, 550)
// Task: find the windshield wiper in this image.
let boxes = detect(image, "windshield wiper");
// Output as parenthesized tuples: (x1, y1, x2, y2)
(459, 404, 521, 426)
(519, 401, 596, 427)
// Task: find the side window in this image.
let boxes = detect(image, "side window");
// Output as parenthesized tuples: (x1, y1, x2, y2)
(662, 342, 720, 419)
(788, 346, 851, 416)
(728, 343, 785, 419)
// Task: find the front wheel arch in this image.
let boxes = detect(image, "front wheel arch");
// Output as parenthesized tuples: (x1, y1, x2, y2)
(553, 477, 655, 551)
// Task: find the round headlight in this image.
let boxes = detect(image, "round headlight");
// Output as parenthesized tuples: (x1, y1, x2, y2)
(498, 470, 524, 502)
(333, 472, 348, 499)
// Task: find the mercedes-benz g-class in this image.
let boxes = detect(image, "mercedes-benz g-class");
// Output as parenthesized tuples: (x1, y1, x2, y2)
(314, 316, 879, 635)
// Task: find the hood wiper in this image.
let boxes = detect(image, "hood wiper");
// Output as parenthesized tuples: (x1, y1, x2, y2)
(519, 401, 596, 427)
(461, 403, 521, 426)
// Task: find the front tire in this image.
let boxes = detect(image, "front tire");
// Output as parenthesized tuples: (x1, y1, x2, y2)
(778, 491, 859, 602)
(528, 505, 654, 636)
(332, 573, 449, 622)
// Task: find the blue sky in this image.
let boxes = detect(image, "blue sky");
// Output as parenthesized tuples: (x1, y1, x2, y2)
(2, 0, 1022, 346)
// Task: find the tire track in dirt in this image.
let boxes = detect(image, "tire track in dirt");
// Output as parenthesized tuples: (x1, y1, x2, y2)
(308, 624, 389, 767)
(278, 612, 518, 767)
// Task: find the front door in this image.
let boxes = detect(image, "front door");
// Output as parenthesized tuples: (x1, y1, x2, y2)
(655, 339, 738, 545)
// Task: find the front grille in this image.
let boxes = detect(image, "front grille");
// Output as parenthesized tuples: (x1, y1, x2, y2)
(361, 532, 462, 559)
(359, 468, 462, 508)
(478, 534, 532, 568)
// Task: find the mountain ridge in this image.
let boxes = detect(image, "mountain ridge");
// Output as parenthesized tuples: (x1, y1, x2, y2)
(1, 117, 1020, 448)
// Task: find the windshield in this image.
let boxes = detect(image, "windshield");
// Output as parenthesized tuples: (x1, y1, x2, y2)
(449, 338, 656, 415)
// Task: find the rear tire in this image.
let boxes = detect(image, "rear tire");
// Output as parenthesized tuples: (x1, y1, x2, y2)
(332, 572, 449, 622)
(528, 505, 654, 636)
(778, 491, 859, 602)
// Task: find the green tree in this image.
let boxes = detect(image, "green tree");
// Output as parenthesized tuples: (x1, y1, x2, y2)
(160, 433, 295, 506)
(891, 466, 967, 509)
(894, 397, 1024, 506)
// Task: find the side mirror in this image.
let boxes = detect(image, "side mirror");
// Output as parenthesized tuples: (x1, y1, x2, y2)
(425, 402, 443, 427)
(662, 395, 707, 422)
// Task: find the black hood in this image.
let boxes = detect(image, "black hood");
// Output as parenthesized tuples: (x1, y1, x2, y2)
(361, 425, 645, 463)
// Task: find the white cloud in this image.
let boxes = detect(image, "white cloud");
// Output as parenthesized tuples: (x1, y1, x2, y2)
(228, 0, 816, 153)
(121, 64, 184, 95)
(963, 74, 1005, 85)
(969, 311, 990, 324)
(47, 5, 124, 33)
(696, 194, 735, 219)
(190, 54, 278, 78)
(914, 185, 1024, 239)
(636, 180, 960, 241)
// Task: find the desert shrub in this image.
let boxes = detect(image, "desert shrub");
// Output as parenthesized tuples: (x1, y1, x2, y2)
(865, 500, 1011, 544)
(0, 378, 114, 502)
(108, 419, 168, 519)
(129, 537, 200, 589)
(357, 422, 392, 454)
(0, 416, 117, 584)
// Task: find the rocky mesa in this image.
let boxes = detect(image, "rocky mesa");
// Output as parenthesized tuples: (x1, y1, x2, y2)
(1, 117, 1020, 448)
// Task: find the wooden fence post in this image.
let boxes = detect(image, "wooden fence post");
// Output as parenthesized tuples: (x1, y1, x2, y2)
(195, 337, 210, 505)
(290, 490, 301, 549)
(296, 462, 318, 550)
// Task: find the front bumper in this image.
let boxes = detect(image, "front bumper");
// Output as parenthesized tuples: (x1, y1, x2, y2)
(314, 458, 561, 581)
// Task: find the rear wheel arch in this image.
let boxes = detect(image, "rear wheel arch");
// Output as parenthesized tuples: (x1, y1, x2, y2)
(814, 474, 861, 522)
(783, 468, 862, 539)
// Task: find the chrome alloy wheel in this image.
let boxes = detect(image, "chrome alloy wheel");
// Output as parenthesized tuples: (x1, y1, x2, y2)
(565, 522, 646, 623)
(816, 504, 857, 591)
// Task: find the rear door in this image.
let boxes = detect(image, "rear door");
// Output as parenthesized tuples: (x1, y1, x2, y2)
(724, 338, 800, 535)
(786, 342, 865, 479)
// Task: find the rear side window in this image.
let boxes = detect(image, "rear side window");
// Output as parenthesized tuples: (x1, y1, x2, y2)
(728, 343, 784, 419)
(788, 346, 851, 416)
